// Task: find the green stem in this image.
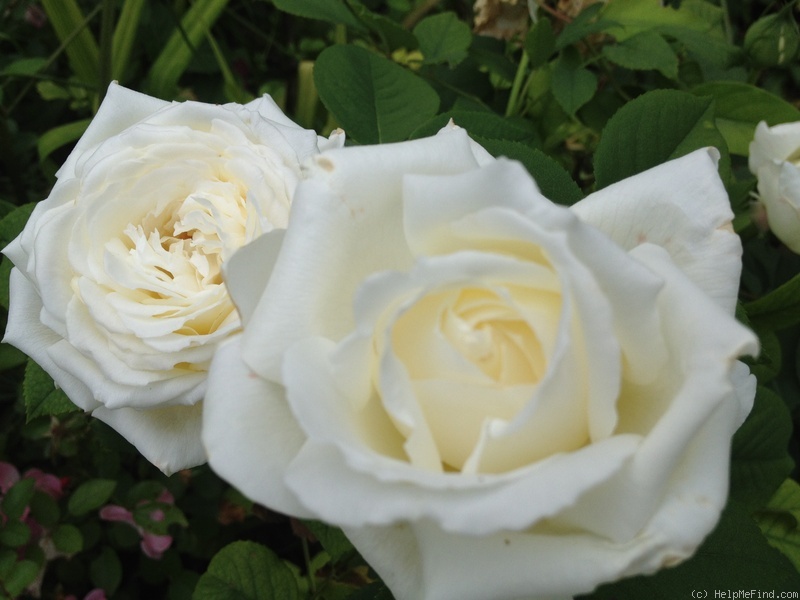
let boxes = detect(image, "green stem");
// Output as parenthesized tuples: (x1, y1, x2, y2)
(720, 0, 734, 45)
(402, 0, 440, 29)
(302, 537, 317, 596)
(505, 50, 530, 117)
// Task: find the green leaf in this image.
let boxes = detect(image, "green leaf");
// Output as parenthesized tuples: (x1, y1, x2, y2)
(90, 547, 122, 595)
(745, 272, 800, 332)
(1, 479, 35, 521)
(0, 520, 31, 548)
(593, 89, 727, 189)
(584, 501, 800, 598)
(28, 491, 60, 529)
(474, 138, 584, 206)
(347, 1, 417, 53)
(555, 4, 615, 50)
(23, 359, 80, 422)
(602, 31, 678, 79)
(602, 0, 725, 42)
(271, 0, 364, 31)
(410, 110, 538, 146)
(193, 541, 300, 600)
(314, 45, 439, 144)
(755, 479, 800, 570)
(52, 524, 83, 555)
(551, 48, 597, 116)
(730, 387, 794, 511)
(0, 203, 35, 246)
(1, 58, 47, 77)
(0, 344, 26, 371)
(413, 12, 472, 67)
(111, 0, 147, 81)
(40, 0, 100, 86)
(526, 18, 556, 69)
(38, 119, 91, 163)
(303, 521, 354, 563)
(145, 0, 230, 99)
(67, 479, 117, 517)
(0, 559, 39, 598)
(691, 82, 800, 156)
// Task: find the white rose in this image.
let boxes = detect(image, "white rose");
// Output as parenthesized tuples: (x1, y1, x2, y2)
(749, 120, 800, 253)
(202, 127, 757, 600)
(2, 82, 343, 474)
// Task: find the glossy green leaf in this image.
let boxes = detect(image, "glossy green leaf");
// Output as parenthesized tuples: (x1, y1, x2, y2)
(756, 479, 800, 571)
(745, 272, 800, 332)
(23, 359, 79, 422)
(602, 31, 678, 79)
(271, 0, 364, 31)
(691, 82, 800, 156)
(67, 479, 117, 517)
(583, 501, 800, 599)
(193, 541, 300, 600)
(551, 48, 596, 116)
(38, 119, 91, 163)
(145, 0, 230, 99)
(314, 45, 439, 144)
(594, 90, 727, 189)
(413, 12, 472, 66)
(0, 520, 31, 548)
(730, 387, 794, 511)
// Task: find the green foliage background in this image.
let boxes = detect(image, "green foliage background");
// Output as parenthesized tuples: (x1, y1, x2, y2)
(1, 0, 799, 598)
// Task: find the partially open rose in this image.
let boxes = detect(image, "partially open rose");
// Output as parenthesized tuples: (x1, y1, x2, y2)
(3, 83, 342, 474)
(203, 128, 756, 599)
(749, 120, 800, 253)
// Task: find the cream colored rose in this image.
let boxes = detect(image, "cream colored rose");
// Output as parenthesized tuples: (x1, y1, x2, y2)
(3, 83, 343, 474)
(203, 128, 756, 600)
(749, 120, 800, 253)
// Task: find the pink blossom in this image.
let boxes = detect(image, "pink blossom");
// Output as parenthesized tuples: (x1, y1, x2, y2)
(98, 491, 175, 560)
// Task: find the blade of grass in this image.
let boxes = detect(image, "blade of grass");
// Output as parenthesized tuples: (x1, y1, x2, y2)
(40, 0, 100, 87)
(205, 31, 252, 104)
(145, 0, 231, 99)
(112, 0, 146, 82)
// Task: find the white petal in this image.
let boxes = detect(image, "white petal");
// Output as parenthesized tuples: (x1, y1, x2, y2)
(241, 130, 484, 380)
(93, 402, 205, 475)
(202, 336, 312, 517)
(572, 148, 742, 314)
(749, 120, 800, 172)
(3, 269, 99, 411)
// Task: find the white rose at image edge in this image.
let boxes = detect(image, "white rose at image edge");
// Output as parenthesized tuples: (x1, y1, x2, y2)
(2, 82, 343, 474)
(749, 120, 800, 253)
(202, 128, 757, 600)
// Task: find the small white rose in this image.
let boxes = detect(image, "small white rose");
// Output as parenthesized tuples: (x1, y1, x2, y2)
(3, 82, 343, 474)
(749, 120, 800, 253)
(203, 128, 757, 600)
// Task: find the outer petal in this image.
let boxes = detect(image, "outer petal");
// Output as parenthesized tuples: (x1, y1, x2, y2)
(757, 161, 800, 253)
(93, 402, 205, 475)
(749, 120, 800, 171)
(202, 336, 312, 518)
(572, 148, 742, 314)
(3, 268, 99, 411)
(60, 83, 169, 179)
(240, 128, 486, 381)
